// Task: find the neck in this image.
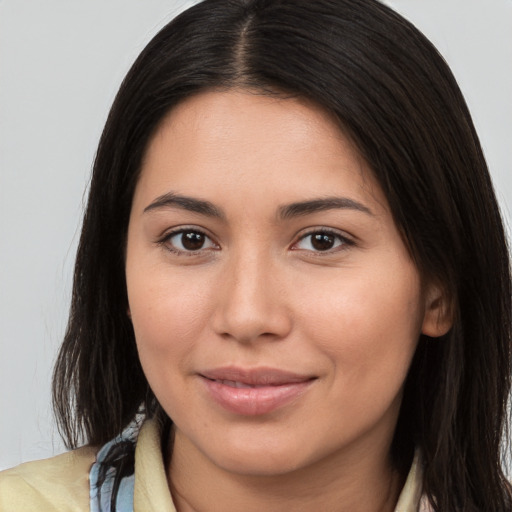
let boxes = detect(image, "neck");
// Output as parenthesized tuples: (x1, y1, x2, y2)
(167, 429, 405, 512)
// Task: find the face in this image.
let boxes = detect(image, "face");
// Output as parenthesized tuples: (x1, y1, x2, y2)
(126, 90, 443, 477)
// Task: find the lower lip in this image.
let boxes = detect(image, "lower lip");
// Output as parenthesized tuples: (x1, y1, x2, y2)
(201, 377, 313, 416)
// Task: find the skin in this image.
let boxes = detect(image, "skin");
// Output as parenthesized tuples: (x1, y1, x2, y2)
(125, 90, 450, 512)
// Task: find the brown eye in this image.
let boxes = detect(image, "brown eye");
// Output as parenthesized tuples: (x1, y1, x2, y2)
(311, 233, 336, 251)
(166, 229, 217, 253)
(294, 230, 350, 253)
(181, 231, 206, 250)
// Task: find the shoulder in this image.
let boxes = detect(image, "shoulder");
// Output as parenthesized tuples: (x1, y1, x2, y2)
(0, 446, 97, 511)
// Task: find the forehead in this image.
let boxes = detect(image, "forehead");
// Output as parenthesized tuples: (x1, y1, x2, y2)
(136, 89, 387, 216)
(148, 89, 349, 159)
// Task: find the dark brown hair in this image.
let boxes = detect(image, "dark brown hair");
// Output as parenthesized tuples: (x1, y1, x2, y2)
(53, 0, 512, 509)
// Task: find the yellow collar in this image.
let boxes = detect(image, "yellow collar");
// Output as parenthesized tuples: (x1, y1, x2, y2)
(134, 419, 426, 512)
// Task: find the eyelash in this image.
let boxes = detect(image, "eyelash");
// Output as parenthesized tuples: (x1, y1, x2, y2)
(292, 228, 355, 254)
(158, 227, 219, 256)
(157, 227, 355, 256)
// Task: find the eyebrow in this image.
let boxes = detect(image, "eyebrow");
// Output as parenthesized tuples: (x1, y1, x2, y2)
(279, 197, 373, 219)
(143, 192, 373, 220)
(143, 192, 225, 219)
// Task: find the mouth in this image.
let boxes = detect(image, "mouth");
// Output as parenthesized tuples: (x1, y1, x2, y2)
(207, 379, 282, 389)
(198, 367, 316, 416)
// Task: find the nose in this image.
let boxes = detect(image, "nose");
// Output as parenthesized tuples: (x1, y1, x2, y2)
(211, 250, 293, 344)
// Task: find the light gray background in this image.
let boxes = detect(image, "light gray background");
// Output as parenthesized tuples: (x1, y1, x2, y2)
(1, 1, 511, 470)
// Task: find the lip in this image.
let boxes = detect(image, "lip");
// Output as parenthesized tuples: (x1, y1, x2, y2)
(199, 367, 316, 416)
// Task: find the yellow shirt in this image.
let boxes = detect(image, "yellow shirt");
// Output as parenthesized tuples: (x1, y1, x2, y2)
(0, 420, 426, 511)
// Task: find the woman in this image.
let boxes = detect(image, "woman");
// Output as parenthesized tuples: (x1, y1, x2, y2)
(1, 0, 510, 510)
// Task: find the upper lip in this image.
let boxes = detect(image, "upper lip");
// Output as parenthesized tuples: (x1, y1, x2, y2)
(199, 366, 316, 386)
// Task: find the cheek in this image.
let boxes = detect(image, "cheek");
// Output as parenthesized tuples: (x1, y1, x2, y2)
(126, 265, 213, 377)
(296, 264, 423, 398)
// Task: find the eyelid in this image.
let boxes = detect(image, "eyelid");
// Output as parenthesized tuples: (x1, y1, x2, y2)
(291, 227, 355, 253)
(155, 225, 355, 256)
(157, 226, 220, 255)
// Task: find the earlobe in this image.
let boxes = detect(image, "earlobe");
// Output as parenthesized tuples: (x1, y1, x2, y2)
(421, 284, 453, 337)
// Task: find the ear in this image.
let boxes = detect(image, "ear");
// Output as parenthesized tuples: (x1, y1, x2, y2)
(421, 282, 453, 337)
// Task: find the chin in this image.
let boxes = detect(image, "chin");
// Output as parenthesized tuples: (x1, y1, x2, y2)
(212, 447, 310, 477)
(195, 426, 340, 478)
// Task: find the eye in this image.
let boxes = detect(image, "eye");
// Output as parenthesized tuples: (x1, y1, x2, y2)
(293, 230, 351, 252)
(163, 229, 218, 253)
